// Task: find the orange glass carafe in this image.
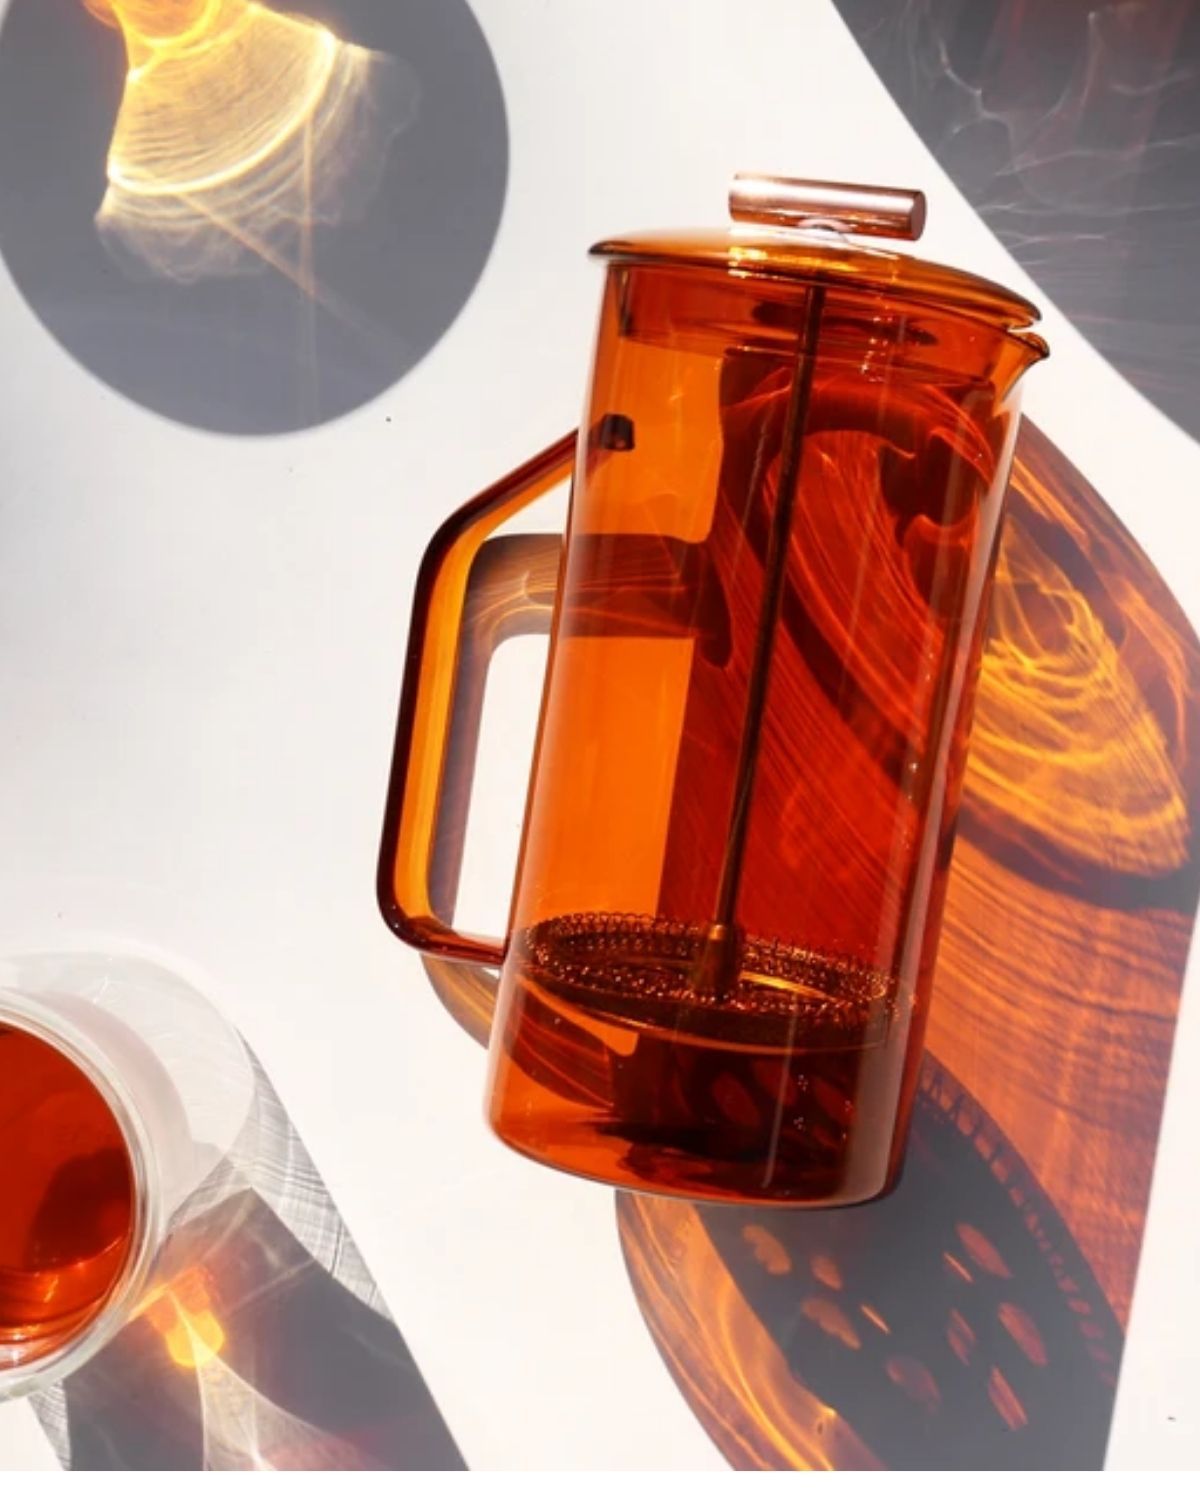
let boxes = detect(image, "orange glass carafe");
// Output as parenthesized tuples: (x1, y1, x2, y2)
(380, 176, 1048, 1206)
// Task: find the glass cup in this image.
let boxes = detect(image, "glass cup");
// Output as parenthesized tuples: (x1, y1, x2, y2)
(0, 954, 254, 1396)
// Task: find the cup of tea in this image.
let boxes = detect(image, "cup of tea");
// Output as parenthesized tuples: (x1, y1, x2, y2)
(0, 955, 254, 1395)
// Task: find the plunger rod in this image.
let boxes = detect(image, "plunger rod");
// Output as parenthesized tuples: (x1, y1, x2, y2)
(691, 285, 826, 996)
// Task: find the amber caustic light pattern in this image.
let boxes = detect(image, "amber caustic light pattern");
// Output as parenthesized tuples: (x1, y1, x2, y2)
(967, 443, 1190, 879)
(141, 1267, 227, 1372)
(83, 0, 418, 285)
(137, 1260, 373, 1468)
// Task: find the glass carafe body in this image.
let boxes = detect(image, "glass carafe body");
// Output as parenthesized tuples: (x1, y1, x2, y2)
(381, 207, 1047, 1206)
(485, 257, 1038, 1204)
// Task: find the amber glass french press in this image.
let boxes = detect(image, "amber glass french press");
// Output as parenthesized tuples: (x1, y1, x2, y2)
(379, 175, 1047, 1207)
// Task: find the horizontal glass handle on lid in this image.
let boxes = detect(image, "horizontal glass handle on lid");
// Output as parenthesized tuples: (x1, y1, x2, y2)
(729, 172, 926, 241)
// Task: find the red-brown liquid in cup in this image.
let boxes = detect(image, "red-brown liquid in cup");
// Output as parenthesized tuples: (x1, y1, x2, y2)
(0, 1025, 135, 1364)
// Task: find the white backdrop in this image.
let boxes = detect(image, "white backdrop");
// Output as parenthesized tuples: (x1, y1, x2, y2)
(0, 0, 1197, 1470)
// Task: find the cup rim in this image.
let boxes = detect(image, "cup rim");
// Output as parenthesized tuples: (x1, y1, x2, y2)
(0, 988, 165, 1398)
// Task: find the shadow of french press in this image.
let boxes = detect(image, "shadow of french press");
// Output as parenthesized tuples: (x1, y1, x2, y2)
(617, 1054, 1124, 1471)
(609, 425, 1200, 1470)
(421, 422, 1200, 1470)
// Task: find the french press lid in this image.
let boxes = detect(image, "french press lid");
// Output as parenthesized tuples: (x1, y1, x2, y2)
(592, 173, 1045, 346)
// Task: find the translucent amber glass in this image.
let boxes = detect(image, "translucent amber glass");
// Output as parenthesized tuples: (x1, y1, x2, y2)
(483, 258, 1041, 1204)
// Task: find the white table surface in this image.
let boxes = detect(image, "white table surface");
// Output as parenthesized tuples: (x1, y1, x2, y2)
(1, 0, 1197, 1470)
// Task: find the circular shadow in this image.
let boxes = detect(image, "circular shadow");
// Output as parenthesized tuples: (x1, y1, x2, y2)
(0, 0, 508, 434)
(831, 0, 1200, 445)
